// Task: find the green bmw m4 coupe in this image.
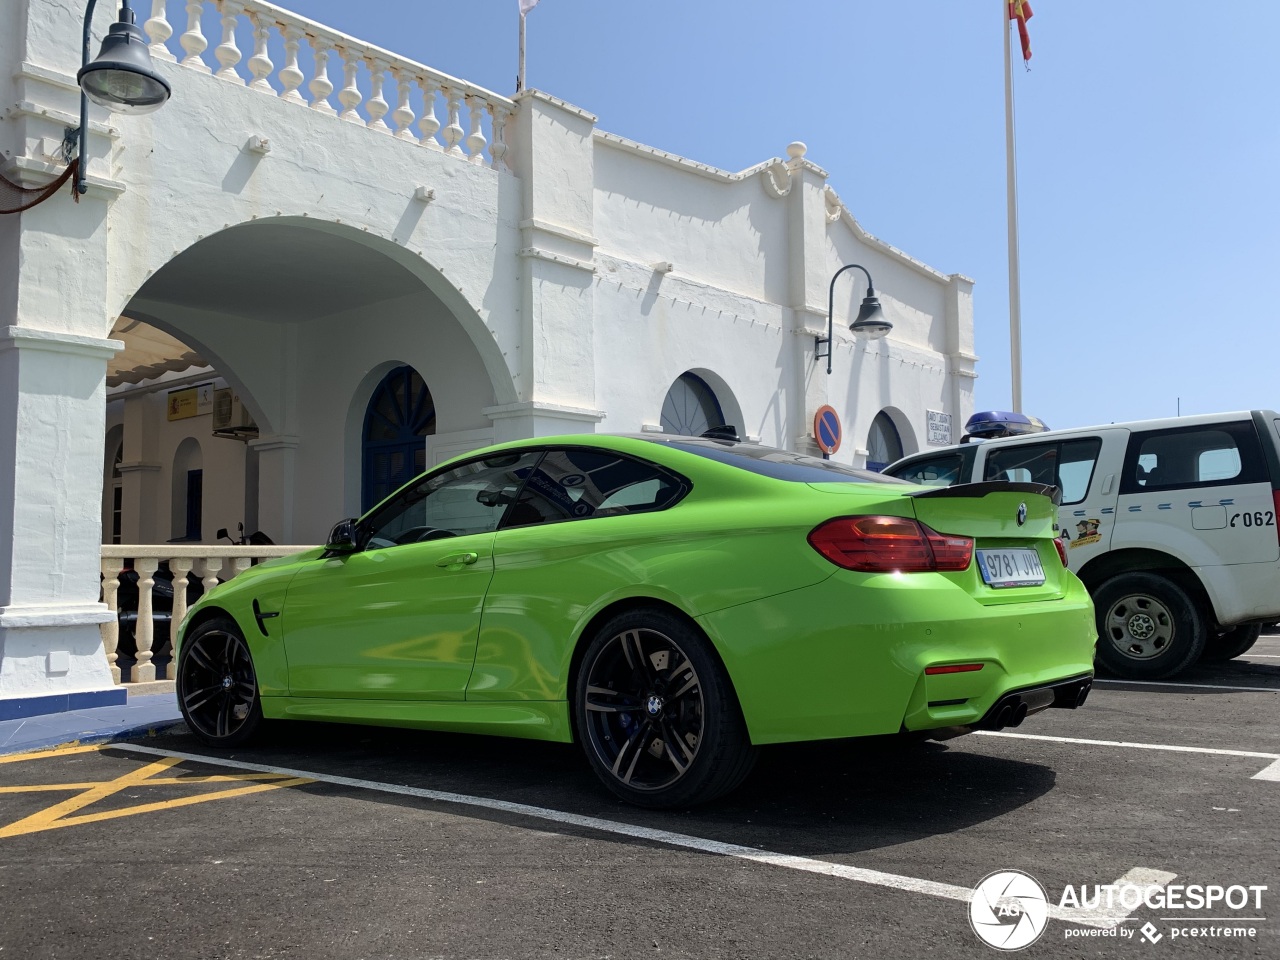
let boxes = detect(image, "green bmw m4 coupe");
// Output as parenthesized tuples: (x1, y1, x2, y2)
(174, 433, 1097, 807)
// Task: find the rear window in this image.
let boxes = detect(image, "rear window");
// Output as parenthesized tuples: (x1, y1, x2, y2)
(653, 439, 909, 484)
(1121, 421, 1268, 494)
(984, 438, 1101, 505)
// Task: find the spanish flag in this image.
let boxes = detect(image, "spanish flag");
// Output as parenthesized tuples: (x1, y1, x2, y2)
(1009, 0, 1033, 62)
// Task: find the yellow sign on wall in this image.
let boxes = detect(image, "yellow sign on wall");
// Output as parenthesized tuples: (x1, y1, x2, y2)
(167, 388, 197, 421)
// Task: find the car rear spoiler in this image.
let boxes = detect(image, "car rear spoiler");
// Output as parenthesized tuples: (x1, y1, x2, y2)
(906, 481, 1061, 506)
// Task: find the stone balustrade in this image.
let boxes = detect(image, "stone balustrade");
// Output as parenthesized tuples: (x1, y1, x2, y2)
(100, 544, 313, 685)
(141, 0, 514, 168)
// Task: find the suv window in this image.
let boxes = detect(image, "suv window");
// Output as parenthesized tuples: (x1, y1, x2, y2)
(892, 453, 966, 487)
(503, 448, 687, 528)
(984, 438, 1101, 505)
(1121, 421, 1268, 494)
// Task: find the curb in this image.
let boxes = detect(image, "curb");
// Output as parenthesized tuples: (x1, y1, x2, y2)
(0, 719, 188, 757)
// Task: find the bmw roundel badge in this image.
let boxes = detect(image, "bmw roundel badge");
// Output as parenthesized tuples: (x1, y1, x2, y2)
(1016, 502, 1028, 526)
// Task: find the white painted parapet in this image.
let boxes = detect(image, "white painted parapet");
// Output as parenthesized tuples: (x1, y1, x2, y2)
(141, 0, 515, 168)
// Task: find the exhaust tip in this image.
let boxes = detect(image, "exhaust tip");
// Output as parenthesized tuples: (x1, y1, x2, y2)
(1010, 700, 1029, 727)
(993, 703, 1015, 729)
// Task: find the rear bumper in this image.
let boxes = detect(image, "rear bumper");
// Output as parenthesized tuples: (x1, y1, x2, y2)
(698, 567, 1097, 745)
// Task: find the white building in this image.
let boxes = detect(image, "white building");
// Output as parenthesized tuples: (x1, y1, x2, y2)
(1, 0, 977, 715)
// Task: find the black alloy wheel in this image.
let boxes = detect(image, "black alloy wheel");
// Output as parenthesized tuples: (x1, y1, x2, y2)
(177, 617, 264, 746)
(575, 609, 755, 808)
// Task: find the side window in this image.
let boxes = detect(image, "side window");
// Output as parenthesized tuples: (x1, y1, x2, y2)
(503, 448, 687, 529)
(1055, 439, 1102, 504)
(362, 451, 543, 549)
(984, 439, 1100, 505)
(984, 442, 1058, 488)
(890, 455, 964, 487)
(1123, 422, 1266, 493)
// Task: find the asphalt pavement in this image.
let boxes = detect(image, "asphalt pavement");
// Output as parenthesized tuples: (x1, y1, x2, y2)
(2, 640, 1279, 959)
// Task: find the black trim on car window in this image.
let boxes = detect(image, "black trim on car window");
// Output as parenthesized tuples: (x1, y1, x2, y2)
(983, 438, 1101, 506)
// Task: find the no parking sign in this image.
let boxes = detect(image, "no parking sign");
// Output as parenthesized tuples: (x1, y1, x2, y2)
(814, 405, 841, 456)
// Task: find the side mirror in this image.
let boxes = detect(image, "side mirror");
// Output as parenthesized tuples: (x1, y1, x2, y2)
(326, 518, 360, 553)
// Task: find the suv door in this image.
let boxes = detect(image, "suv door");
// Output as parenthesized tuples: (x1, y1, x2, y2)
(977, 432, 1122, 572)
(1118, 419, 1278, 572)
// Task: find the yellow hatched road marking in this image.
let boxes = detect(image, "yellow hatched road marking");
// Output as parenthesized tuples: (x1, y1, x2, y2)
(0, 745, 313, 839)
(0, 743, 105, 764)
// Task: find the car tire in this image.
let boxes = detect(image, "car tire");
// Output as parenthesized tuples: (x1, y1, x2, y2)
(1200, 623, 1263, 662)
(1094, 573, 1207, 680)
(176, 616, 264, 747)
(574, 608, 756, 808)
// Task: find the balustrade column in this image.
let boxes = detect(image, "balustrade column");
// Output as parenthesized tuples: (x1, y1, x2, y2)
(309, 39, 336, 114)
(279, 26, 308, 104)
(441, 87, 464, 156)
(391, 70, 416, 141)
(337, 49, 363, 123)
(247, 15, 276, 94)
(179, 0, 211, 72)
(200, 557, 225, 596)
(488, 103, 511, 170)
(464, 95, 488, 163)
(167, 558, 195, 680)
(100, 559, 122, 684)
(132, 558, 159, 683)
(214, 0, 245, 84)
(366, 60, 391, 133)
(144, 0, 176, 61)
(418, 78, 442, 149)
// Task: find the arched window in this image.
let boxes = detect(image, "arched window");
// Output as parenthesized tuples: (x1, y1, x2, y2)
(866, 411, 904, 472)
(661, 372, 724, 437)
(362, 365, 436, 512)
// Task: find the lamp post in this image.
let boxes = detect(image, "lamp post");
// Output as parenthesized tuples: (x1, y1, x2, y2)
(815, 263, 892, 375)
(72, 0, 172, 195)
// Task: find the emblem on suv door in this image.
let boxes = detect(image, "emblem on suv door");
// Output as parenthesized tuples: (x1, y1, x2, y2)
(1016, 502, 1028, 526)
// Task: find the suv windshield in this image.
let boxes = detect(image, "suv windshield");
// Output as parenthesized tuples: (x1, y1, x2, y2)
(649, 438, 909, 484)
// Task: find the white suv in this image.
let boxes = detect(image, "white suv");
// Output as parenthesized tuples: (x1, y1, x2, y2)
(884, 411, 1280, 679)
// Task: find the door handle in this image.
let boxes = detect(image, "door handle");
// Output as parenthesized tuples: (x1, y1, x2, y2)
(436, 552, 479, 567)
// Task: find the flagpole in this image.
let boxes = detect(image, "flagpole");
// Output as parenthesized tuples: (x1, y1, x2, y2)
(1003, 0, 1024, 414)
(518, 13, 526, 91)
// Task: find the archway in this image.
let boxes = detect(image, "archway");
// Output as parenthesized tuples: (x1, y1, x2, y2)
(108, 217, 509, 543)
(866, 410, 904, 472)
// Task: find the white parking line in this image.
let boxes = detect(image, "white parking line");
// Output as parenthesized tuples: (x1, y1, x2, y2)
(975, 730, 1280, 780)
(1093, 679, 1279, 693)
(115, 743, 1145, 929)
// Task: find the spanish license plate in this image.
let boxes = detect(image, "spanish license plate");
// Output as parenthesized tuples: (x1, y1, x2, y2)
(976, 548, 1046, 588)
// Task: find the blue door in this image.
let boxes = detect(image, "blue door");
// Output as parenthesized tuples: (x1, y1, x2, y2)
(362, 365, 436, 512)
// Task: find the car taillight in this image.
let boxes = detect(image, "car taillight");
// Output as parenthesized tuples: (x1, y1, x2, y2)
(807, 516, 974, 573)
(1054, 536, 1068, 567)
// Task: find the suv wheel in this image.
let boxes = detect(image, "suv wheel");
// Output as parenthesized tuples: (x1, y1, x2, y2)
(1200, 623, 1263, 662)
(1094, 573, 1207, 680)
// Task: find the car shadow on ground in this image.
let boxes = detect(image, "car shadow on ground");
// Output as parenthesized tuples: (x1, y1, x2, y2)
(1096, 655, 1280, 691)
(136, 720, 1056, 860)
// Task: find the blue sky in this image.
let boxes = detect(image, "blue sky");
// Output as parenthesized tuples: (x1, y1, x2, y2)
(277, 0, 1280, 431)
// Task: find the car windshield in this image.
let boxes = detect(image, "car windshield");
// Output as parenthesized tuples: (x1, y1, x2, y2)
(649, 438, 910, 484)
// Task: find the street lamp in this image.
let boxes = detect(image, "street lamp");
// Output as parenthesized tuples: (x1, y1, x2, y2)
(71, 0, 172, 195)
(815, 263, 892, 375)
